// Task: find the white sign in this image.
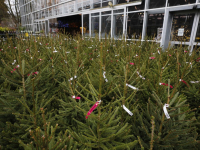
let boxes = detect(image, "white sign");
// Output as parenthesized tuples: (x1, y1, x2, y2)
(178, 28, 184, 36)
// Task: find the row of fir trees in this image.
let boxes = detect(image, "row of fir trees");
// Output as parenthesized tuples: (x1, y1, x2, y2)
(0, 34, 200, 150)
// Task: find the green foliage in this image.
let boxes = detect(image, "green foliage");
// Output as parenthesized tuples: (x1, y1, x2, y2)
(0, 34, 200, 149)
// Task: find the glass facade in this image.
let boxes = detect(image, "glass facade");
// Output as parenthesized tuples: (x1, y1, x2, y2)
(171, 13, 194, 42)
(127, 12, 144, 39)
(195, 19, 200, 42)
(83, 14, 90, 36)
(101, 11, 112, 37)
(101, 15, 111, 37)
(147, 13, 164, 40)
(91, 13, 99, 37)
(149, 0, 166, 9)
(168, 0, 196, 6)
(113, 14, 124, 38)
(20, 0, 200, 51)
(128, 1, 145, 11)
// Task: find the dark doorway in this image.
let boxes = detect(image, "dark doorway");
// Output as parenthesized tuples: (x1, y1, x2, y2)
(57, 14, 81, 35)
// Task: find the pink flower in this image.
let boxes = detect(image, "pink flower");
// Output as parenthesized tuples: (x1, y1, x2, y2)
(184, 51, 188, 53)
(169, 54, 171, 56)
(129, 62, 134, 65)
(11, 71, 13, 73)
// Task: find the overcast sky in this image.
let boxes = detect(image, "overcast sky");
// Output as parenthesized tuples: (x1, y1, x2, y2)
(5, 0, 17, 14)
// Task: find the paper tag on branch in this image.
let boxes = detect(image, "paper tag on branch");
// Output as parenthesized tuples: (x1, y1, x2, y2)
(126, 83, 138, 90)
(137, 71, 145, 80)
(72, 96, 81, 100)
(122, 105, 133, 116)
(103, 71, 108, 82)
(159, 83, 173, 88)
(163, 104, 170, 119)
(12, 60, 16, 65)
(68, 76, 77, 81)
(179, 79, 188, 86)
(190, 81, 199, 83)
(86, 100, 101, 119)
(149, 57, 156, 60)
(186, 62, 192, 68)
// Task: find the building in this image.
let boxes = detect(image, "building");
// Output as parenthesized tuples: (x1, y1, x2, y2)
(19, 0, 200, 50)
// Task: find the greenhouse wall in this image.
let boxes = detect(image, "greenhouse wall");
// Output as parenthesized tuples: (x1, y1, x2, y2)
(19, 0, 200, 51)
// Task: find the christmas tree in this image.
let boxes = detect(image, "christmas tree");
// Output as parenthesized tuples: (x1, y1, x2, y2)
(0, 34, 199, 149)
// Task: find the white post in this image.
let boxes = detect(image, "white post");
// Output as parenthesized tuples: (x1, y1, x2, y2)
(89, 13, 91, 37)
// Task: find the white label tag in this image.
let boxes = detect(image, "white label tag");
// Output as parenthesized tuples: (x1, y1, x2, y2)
(122, 105, 133, 116)
(126, 83, 138, 90)
(103, 71, 108, 82)
(178, 28, 184, 36)
(12, 60, 16, 65)
(163, 104, 170, 119)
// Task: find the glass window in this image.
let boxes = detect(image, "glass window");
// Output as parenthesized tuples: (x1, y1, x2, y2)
(41, 11, 45, 18)
(127, 12, 144, 39)
(41, 0, 45, 8)
(129, 0, 142, 2)
(92, 13, 99, 16)
(49, 8, 52, 16)
(48, 0, 52, 6)
(64, 3, 68, 13)
(58, 5, 62, 14)
(45, 9, 48, 17)
(128, 1, 145, 11)
(101, 15, 111, 37)
(147, 13, 164, 40)
(83, 14, 89, 36)
(116, 0, 127, 5)
(168, 0, 196, 6)
(171, 13, 194, 42)
(91, 16, 99, 37)
(69, 4, 74, 13)
(195, 17, 200, 42)
(101, 11, 111, 15)
(83, 0, 90, 10)
(102, 0, 110, 7)
(113, 14, 124, 38)
(93, 0, 101, 8)
(77, 0, 82, 11)
(149, 0, 166, 9)
(113, 9, 124, 13)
